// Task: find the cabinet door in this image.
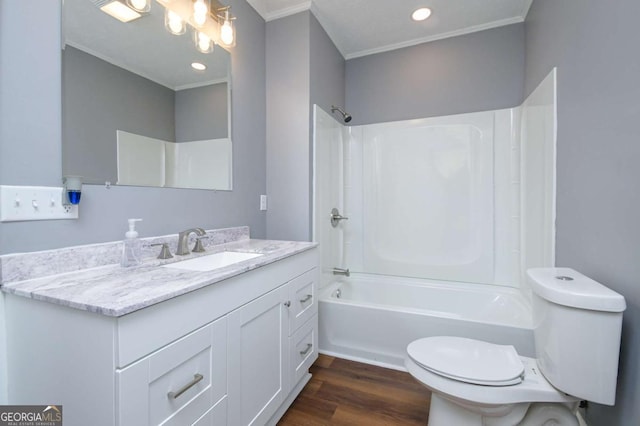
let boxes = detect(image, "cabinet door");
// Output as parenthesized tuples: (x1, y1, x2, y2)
(193, 395, 227, 426)
(227, 285, 289, 426)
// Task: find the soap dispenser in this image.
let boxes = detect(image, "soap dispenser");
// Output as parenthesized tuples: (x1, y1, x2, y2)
(121, 218, 143, 267)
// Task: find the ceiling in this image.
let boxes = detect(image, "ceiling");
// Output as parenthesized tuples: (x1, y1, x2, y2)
(64, 0, 533, 86)
(247, 0, 534, 59)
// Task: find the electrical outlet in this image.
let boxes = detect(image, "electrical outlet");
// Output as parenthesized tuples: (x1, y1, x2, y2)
(260, 195, 268, 211)
(0, 185, 79, 222)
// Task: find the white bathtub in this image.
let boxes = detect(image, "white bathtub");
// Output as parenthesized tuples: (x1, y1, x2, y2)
(319, 274, 534, 370)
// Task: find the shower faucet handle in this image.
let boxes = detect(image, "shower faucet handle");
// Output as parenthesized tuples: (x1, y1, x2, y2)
(330, 208, 349, 227)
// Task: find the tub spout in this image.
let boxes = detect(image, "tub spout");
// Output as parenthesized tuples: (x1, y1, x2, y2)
(332, 267, 350, 277)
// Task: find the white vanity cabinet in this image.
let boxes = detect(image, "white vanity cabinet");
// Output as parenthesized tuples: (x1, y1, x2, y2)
(116, 317, 228, 426)
(285, 270, 318, 402)
(4, 247, 318, 426)
(227, 268, 318, 426)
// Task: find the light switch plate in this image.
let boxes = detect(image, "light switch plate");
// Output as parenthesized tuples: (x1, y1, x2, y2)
(0, 185, 79, 222)
(260, 195, 268, 211)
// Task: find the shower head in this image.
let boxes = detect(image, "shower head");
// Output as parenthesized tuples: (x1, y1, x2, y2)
(331, 105, 352, 123)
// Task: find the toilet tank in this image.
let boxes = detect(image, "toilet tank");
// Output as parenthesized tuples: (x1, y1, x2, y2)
(527, 268, 626, 405)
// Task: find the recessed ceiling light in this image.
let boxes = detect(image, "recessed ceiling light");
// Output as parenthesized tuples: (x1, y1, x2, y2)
(411, 7, 432, 22)
(191, 62, 207, 71)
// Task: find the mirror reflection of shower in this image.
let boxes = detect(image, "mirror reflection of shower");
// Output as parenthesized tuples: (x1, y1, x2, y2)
(331, 105, 352, 123)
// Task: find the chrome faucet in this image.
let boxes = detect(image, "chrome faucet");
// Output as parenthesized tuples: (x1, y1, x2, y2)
(176, 228, 206, 255)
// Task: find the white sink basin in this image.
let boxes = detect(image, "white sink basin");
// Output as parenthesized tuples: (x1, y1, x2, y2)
(163, 251, 263, 272)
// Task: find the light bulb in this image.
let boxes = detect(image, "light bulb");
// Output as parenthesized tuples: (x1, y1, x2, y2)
(195, 31, 213, 53)
(193, 0, 208, 27)
(127, 0, 149, 12)
(165, 9, 185, 35)
(220, 20, 234, 45)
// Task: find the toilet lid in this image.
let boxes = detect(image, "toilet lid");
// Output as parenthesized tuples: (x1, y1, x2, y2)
(407, 337, 524, 386)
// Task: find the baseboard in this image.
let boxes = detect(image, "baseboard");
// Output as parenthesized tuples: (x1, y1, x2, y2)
(318, 349, 407, 372)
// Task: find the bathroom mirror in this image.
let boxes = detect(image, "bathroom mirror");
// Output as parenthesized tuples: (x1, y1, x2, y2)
(62, 0, 232, 190)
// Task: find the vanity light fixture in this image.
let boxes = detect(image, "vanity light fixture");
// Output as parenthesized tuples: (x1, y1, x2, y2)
(411, 7, 432, 21)
(97, 0, 143, 22)
(191, 62, 207, 71)
(96, 0, 237, 52)
(156, 0, 237, 52)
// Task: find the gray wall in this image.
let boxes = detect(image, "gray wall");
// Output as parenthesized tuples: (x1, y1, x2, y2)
(0, 0, 266, 255)
(266, 11, 345, 242)
(175, 83, 228, 142)
(309, 14, 345, 120)
(0, 1, 61, 189)
(63, 46, 176, 183)
(345, 23, 525, 125)
(525, 1, 640, 424)
(266, 12, 311, 242)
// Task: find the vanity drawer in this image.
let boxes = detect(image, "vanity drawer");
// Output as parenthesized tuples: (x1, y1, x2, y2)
(116, 317, 227, 426)
(289, 314, 318, 387)
(288, 268, 318, 334)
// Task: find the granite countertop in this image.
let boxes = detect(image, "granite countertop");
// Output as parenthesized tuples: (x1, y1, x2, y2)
(1, 239, 317, 317)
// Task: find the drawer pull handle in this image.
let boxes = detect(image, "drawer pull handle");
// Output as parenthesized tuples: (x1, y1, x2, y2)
(168, 374, 204, 400)
(299, 294, 312, 303)
(299, 343, 313, 356)
(284, 301, 291, 307)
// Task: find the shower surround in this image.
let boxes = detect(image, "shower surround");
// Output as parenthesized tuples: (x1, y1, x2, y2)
(313, 70, 557, 369)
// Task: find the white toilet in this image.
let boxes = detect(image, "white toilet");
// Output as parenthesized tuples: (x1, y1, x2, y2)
(405, 268, 626, 426)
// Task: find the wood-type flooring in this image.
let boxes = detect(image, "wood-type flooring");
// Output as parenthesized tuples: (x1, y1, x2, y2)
(278, 354, 431, 425)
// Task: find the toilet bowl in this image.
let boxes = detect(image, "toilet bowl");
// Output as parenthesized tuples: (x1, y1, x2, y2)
(405, 268, 627, 426)
(405, 337, 579, 425)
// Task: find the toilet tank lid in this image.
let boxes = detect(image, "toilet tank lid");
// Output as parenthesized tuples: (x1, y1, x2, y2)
(527, 268, 626, 312)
